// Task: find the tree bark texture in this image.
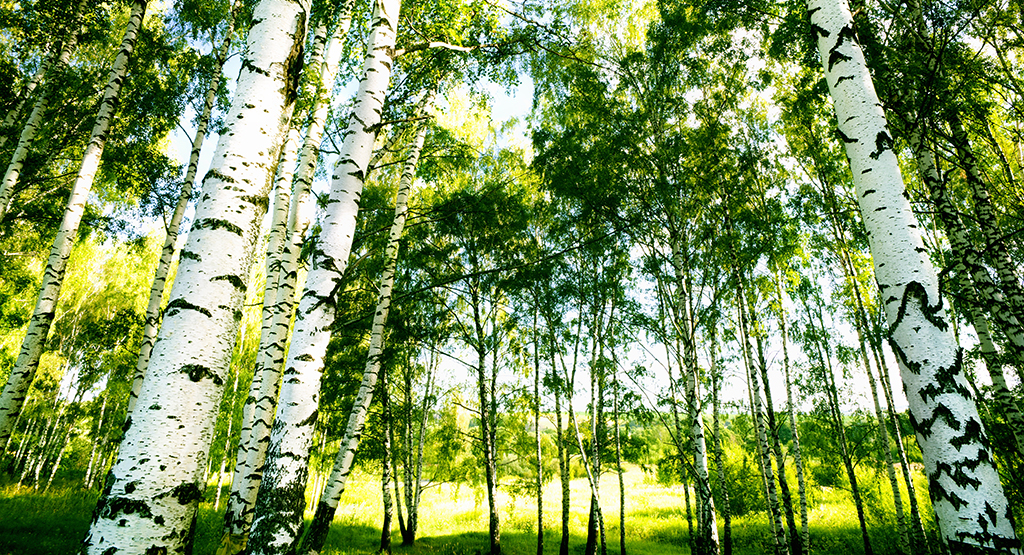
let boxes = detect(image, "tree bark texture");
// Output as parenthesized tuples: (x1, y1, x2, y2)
(246, 0, 399, 549)
(810, 0, 1020, 550)
(82, 0, 307, 551)
(129, 3, 240, 417)
(299, 114, 425, 555)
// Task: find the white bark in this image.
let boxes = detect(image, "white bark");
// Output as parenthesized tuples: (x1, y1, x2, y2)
(129, 2, 240, 417)
(809, 0, 1020, 550)
(0, 0, 147, 448)
(0, 8, 83, 223)
(246, 2, 401, 552)
(82, 0, 308, 551)
(302, 117, 428, 555)
(220, 9, 353, 545)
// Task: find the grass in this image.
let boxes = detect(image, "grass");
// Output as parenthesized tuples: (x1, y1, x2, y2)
(0, 466, 918, 555)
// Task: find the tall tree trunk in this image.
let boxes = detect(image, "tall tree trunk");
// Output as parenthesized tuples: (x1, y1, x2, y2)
(839, 252, 909, 554)
(0, 1, 84, 222)
(550, 329, 571, 555)
(128, 2, 240, 417)
(82, 0, 307, 551)
(0, 0, 147, 447)
(220, 7, 353, 552)
(754, 323, 798, 555)
(0, 54, 48, 150)
(735, 273, 788, 555)
(612, 349, 626, 555)
(810, 300, 873, 555)
(869, 338, 930, 554)
(380, 371, 394, 554)
(710, 328, 732, 555)
(810, 0, 1020, 549)
(949, 112, 1024, 324)
(298, 112, 425, 555)
(214, 363, 241, 511)
(778, 308, 808, 555)
(534, 305, 544, 555)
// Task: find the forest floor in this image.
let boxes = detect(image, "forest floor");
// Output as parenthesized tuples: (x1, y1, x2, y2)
(0, 466, 922, 554)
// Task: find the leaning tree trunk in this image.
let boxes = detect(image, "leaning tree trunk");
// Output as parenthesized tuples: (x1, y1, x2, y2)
(0, 56, 48, 150)
(220, 7, 353, 553)
(129, 3, 239, 417)
(912, 121, 1024, 369)
(0, 0, 147, 449)
(246, 0, 400, 546)
(0, 0, 84, 223)
(950, 112, 1024, 324)
(298, 114, 425, 555)
(810, 0, 1020, 549)
(81, 0, 307, 551)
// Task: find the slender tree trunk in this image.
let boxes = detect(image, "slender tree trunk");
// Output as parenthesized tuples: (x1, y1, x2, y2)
(773, 286, 808, 555)
(534, 305, 544, 555)
(0, 2, 84, 222)
(950, 112, 1024, 324)
(754, 326, 797, 555)
(611, 349, 626, 555)
(735, 275, 788, 555)
(82, 0, 307, 550)
(297, 111, 424, 555)
(0, 55, 48, 151)
(215, 365, 241, 511)
(550, 333, 571, 555)
(870, 338, 930, 554)
(810, 0, 1020, 548)
(912, 120, 1024, 369)
(957, 271, 1024, 452)
(710, 329, 732, 555)
(0, 0, 147, 447)
(380, 373, 394, 554)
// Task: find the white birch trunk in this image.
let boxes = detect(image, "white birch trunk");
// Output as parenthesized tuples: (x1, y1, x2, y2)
(0, 0, 147, 447)
(82, 0, 308, 551)
(0, 6, 83, 223)
(809, 0, 1020, 549)
(246, 2, 400, 552)
(220, 9, 353, 547)
(301, 117, 428, 555)
(0, 43, 50, 150)
(128, 2, 240, 416)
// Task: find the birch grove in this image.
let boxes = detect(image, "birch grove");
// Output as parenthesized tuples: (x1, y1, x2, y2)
(246, 1, 401, 551)
(1, 0, 1024, 553)
(0, 0, 148, 447)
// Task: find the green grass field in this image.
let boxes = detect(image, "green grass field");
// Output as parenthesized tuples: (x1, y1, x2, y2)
(0, 466, 934, 554)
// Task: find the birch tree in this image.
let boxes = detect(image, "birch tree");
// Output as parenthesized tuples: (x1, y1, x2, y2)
(80, 0, 309, 550)
(245, 2, 402, 552)
(0, 0, 148, 448)
(809, 0, 1021, 549)
(128, 0, 241, 416)
(301, 116, 429, 555)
